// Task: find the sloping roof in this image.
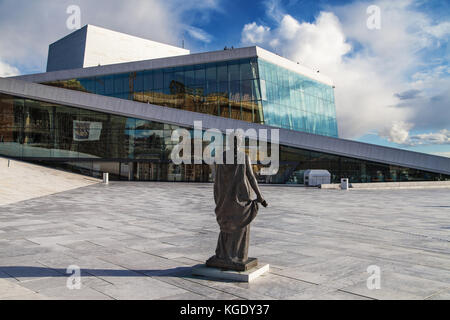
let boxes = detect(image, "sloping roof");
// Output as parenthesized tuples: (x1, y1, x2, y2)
(47, 24, 190, 72)
(1, 77, 449, 175)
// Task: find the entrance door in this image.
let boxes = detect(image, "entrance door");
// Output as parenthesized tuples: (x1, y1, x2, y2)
(136, 163, 152, 181)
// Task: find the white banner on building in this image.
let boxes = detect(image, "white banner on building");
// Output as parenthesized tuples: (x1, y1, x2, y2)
(73, 121, 103, 141)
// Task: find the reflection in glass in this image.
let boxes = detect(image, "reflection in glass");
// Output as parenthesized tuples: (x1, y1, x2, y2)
(0, 92, 448, 184)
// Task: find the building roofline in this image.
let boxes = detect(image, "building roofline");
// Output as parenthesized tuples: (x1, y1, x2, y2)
(10, 45, 334, 86)
(48, 24, 188, 51)
(48, 25, 89, 47)
(1, 77, 449, 175)
(84, 24, 188, 51)
(10, 47, 259, 83)
(256, 47, 334, 86)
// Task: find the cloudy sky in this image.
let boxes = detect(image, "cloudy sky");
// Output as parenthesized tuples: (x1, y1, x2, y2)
(0, 0, 449, 157)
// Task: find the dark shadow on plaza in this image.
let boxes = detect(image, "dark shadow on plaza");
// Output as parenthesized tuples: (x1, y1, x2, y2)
(0, 266, 236, 283)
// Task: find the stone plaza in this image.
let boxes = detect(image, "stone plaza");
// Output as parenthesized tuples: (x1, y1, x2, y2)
(0, 182, 449, 300)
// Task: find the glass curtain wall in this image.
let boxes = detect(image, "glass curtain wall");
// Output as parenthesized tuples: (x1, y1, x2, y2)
(1, 93, 448, 183)
(258, 59, 338, 137)
(43, 58, 338, 138)
(44, 58, 264, 125)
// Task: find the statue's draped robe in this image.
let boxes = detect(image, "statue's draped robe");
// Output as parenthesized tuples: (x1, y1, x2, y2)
(213, 154, 260, 263)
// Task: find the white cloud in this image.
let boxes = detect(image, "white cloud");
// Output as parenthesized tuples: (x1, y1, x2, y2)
(424, 21, 450, 38)
(185, 26, 213, 43)
(409, 129, 450, 146)
(240, 0, 450, 143)
(380, 124, 450, 146)
(242, 23, 271, 44)
(380, 121, 414, 144)
(0, 60, 20, 77)
(0, 0, 220, 74)
(264, 0, 285, 23)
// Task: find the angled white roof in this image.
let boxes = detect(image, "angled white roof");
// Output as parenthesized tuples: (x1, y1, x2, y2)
(47, 24, 190, 72)
(0, 77, 448, 175)
(256, 47, 333, 86)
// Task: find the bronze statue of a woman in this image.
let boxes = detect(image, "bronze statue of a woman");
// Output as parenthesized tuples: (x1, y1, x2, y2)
(206, 134, 268, 271)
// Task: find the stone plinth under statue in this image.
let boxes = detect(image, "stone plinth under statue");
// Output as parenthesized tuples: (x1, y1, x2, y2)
(192, 263, 270, 283)
(206, 256, 258, 272)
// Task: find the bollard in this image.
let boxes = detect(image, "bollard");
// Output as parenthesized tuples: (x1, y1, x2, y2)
(103, 173, 109, 185)
(341, 178, 349, 190)
(8, 159, 11, 168)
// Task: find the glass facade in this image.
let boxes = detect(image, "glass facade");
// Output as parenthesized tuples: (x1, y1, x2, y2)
(258, 59, 338, 137)
(1, 93, 448, 183)
(44, 58, 265, 125)
(43, 57, 338, 137)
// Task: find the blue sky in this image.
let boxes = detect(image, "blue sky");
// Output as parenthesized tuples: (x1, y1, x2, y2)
(182, 0, 358, 53)
(0, 0, 449, 157)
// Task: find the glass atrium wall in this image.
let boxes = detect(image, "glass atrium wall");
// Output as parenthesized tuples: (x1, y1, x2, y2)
(1, 93, 448, 183)
(43, 57, 338, 137)
(44, 58, 264, 125)
(258, 59, 338, 137)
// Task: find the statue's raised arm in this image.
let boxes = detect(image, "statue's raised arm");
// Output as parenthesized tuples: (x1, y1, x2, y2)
(245, 155, 268, 208)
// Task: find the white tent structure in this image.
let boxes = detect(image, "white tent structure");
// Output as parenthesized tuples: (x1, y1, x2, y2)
(304, 170, 331, 186)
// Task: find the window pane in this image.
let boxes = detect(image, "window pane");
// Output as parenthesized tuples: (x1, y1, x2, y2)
(195, 67, 205, 85)
(240, 61, 254, 80)
(135, 72, 144, 92)
(228, 62, 240, 81)
(217, 64, 227, 82)
(104, 76, 114, 95)
(241, 80, 253, 101)
(79, 78, 95, 93)
(229, 81, 240, 102)
(164, 71, 175, 89)
(174, 70, 185, 86)
(185, 68, 195, 87)
(114, 74, 126, 94)
(144, 71, 154, 90)
(154, 71, 164, 89)
(206, 65, 216, 81)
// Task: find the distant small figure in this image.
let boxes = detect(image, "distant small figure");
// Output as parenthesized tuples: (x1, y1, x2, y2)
(206, 133, 268, 271)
